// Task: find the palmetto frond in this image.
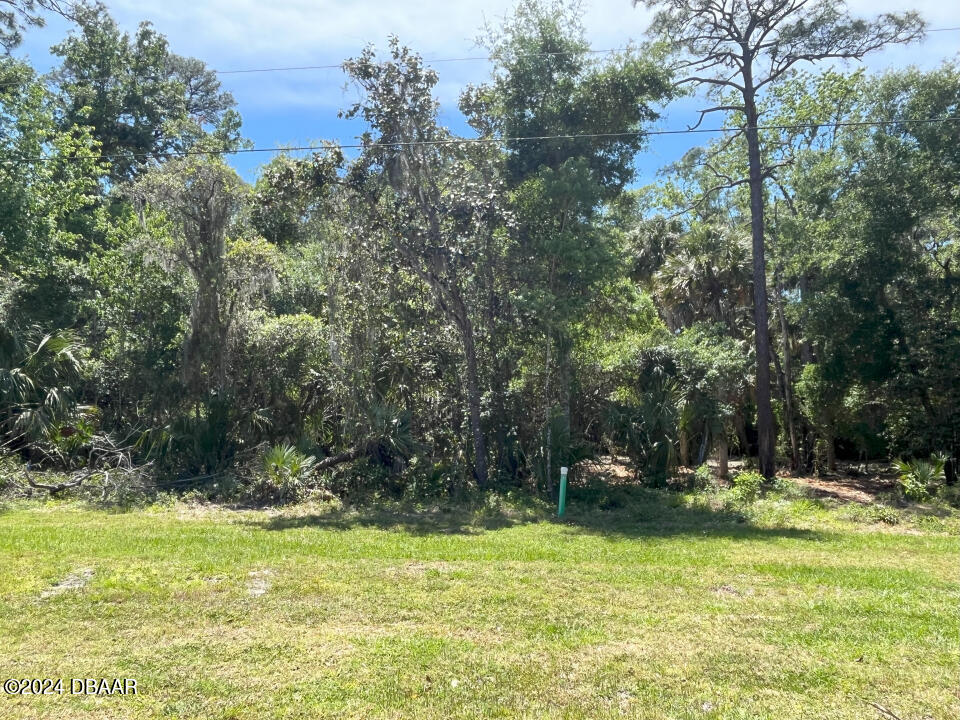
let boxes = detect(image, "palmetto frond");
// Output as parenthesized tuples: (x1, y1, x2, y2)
(0, 327, 84, 440)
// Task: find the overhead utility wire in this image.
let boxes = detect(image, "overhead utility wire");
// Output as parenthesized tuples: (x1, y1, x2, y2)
(214, 47, 630, 74)
(2, 26, 957, 88)
(212, 26, 960, 75)
(5, 116, 959, 165)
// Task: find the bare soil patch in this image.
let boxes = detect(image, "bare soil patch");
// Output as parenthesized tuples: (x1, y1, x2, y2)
(791, 472, 896, 505)
(40, 567, 94, 599)
(582, 456, 898, 505)
(247, 569, 273, 597)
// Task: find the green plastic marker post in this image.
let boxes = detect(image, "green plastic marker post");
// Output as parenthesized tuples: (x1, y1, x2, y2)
(558, 466, 569, 517)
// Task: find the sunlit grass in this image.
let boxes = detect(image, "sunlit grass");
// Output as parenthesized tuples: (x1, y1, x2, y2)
(0, 487, 956, 719)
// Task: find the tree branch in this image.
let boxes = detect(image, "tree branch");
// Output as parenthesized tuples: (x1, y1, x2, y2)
(689, 104, 745, 130)
(23, 465, 95, 496)
(675, 75, 745, 92)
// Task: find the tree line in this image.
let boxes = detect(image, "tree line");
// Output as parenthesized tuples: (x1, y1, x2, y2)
(2, 0, 957, 501)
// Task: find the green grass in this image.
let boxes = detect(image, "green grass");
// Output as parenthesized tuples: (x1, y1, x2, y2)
(0, 486, 957, 719)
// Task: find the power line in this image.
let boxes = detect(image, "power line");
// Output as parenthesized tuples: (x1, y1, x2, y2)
(4, 115, 959, 165)
(213, 27, 960, 75)
(3, 26, 957, 86)
(214, 47, 630, 75)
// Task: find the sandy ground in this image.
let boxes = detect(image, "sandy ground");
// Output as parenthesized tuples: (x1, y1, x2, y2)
(580, 455, 898, 505)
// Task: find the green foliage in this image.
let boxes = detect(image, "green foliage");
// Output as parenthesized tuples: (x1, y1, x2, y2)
(257, 443, 317, 504)
(250, 150, 343, 247)
(0, 0, 54, 52)
(690, 463, 714, 490)
(770, 477, 809, 501)
(50, 3, 239, 182)
(128, 154, 259, 399)
(869, 504, 904, 526)
(604, 356, 679, 487)
(2, 1, 957, 507)
(0, 325, 84, 442)
(0, 58, 103, 275)
(728, 470, 765, 505)
(937, 483, 960, 509)
(893, 456, 946, 502)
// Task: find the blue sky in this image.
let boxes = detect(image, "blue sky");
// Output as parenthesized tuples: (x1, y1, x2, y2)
(13, 0, 960, 185)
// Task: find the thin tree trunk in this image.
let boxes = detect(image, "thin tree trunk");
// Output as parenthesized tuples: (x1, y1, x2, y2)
(459, 315, 488, 488)
(491, 355, 512, 478)
(392, 233, 489, 488)
(734, 411, 750, 456)
(774, 279, 800, 471)
(718, 434, 729, 479)
(742, 83, 776, 480)
(544, 334, 553, 496)
(697, 422, 709, 465)
(679, 429, 690, 468)
(558, 333, 572, 450)
(825, 433, 836, 474)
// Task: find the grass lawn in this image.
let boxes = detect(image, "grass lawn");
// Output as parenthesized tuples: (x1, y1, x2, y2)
(0, 483, 957, 719)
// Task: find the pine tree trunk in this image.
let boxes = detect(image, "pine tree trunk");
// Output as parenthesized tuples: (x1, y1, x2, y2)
(774, 281, 800, 471)
(742, 85, 776, 480)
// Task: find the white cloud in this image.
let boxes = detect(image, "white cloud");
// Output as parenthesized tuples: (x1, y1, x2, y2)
(103, 0, 958, 62)
(93, 0, 959, 110)
(14, 0, 959, 167)
(104, 0, 651, 62)
(103, 0, 652, 99)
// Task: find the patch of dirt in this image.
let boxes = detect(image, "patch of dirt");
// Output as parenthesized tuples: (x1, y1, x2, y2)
(576, 456, 636, 485)
(387, 561, 454, 577)
(712, 583, 756, 598)
(41, 568, 94, 599)
(247, 569, 272, 597)
(791, 473, 896, 505)
(581, 456, 899, 505)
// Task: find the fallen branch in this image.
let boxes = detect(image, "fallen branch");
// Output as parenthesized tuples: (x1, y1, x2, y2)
(23, 465, 95, 496)
(865, 700, 904, 720)
(314, 446, 365, 471)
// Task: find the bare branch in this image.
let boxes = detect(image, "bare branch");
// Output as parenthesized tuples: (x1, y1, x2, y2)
(703, 126, 746, 159)
(689, 105, 745, 130)
(23, 465, 95, 495)
(771, 178, 797, 215)
(668, 176, 751, 219)
(675, 75, 745, 92)
(864, 701, 904, 720)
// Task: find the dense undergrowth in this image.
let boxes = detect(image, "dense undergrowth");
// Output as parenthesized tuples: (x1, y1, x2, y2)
(3, 453, 958, 537)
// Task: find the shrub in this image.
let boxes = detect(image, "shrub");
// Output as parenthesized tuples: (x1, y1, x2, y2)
(691, 463, 714, 491)
(254, 443, 316, 504)
(729, 470, 764, 504)
(868, 504, 901, 525)
(771, 477, 809, 500)
(893, 455, 946, 502)
(839, 502, 901, 525)
(937, 483, 960, 509)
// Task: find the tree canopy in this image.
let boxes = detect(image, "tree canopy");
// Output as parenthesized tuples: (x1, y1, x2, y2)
(2, 0, 957, 500)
